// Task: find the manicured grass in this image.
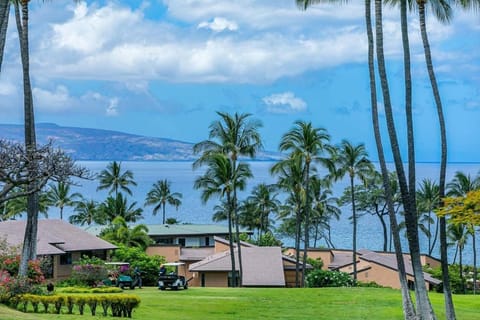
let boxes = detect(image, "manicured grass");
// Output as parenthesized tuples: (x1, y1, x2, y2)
(0, 287, 479, 320)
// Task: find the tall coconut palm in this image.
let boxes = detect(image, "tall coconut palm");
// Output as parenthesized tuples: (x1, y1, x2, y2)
(69, 198, 104, 226)
(46, 182, 81, 220)
(97, 161, 137, 198)
(194, 153, 252, 287)
(98, 193, 143, 224)
(309, 176, 340, 248)
(417, 179, 440, 256)
(278, 120, 330, 286)
(100, 216, 152, 250)
(194, 111, 262, 286)
(245, 183, 280, 240)
(271, 155, 306, 287)
(334, 140, 373, 281)
(447, 223, 468, 293)
(447, 171, 480, 295)
(296, 1, 416, 316)
(0, 1, 10, 72)
(374, 1, 436, 318)
(145, 179, 182, 224)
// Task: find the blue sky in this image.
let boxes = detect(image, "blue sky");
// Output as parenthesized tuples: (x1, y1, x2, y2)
(0, 0, 478, 162)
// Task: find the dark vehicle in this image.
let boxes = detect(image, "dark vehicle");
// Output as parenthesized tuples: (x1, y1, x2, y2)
(158, 262, 188, 290)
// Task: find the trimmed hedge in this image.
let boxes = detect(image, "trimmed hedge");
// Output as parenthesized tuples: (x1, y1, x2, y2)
(12, 293, 141, 318)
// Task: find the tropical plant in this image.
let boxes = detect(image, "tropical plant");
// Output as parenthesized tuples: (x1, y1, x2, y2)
(243, 183, 280, 240)
(46, 182, 81, 220)
(447, 223, 468, 293)
(145, 179, 182, 224)
(194, 111, 262, 286)
(100, 216, 152, 250)
(194, 153, 252, 287)
(97, 161, 137, 198)
(334, 140, 372, 281)
(417, 179, 440, 256)
(271, 155, 306, 287)
(98, 193, 143, 224)
(69, 198, 104, 226)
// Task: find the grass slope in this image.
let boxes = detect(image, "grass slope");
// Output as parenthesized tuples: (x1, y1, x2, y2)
(0, 287, 479, 320)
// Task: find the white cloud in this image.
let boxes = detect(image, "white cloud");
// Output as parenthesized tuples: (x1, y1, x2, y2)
(198, 17, 238, 32)
(33, 85, 71, 112)
(263, 92, 306, 114)
(106, 98, 119, 117)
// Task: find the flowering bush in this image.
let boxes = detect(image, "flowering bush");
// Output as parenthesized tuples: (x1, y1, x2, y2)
(306, 269, 356, 288)
(71, 256, 108, 287)
(0, 255, 45, 285)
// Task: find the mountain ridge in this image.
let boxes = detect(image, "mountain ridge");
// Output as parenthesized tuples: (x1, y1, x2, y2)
(0, 123, 282, 161)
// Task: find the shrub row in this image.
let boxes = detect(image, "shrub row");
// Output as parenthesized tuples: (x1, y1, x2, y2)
(11, 293, 141, 318)
(56, 286, 123, 294)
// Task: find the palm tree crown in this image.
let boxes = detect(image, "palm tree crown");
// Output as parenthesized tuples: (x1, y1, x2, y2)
(97, 161, 137, 197)
(145, 179, 182, 224)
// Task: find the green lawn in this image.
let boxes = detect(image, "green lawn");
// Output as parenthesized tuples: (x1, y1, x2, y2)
(0, 287, 479, 320)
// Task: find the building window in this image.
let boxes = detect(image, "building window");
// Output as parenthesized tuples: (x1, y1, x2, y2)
(205, 237, 210, 247)
(60, 253, 72, 265)
(178, 238, 186, 246)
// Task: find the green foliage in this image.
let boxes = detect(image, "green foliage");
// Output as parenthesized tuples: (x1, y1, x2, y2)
(306, 269, 355, 288)
(255, 232, 283, 247)
(306, 257, 323, 270)
(424, 264, 477, 294)
(56, 286, 123, 294)
(71, 256, 108, 287)
(111, 245, 166, 286)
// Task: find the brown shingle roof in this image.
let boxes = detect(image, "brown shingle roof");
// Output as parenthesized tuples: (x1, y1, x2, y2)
(0, 219, 117, 255)
(189, 246, 286, 286)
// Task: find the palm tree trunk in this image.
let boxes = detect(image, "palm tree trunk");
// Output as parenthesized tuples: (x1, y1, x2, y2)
(302, 164, 311, 287)
(0, 0, 10, 72)
(367, 0, 414, 316)
(15, 0, 39, 277)
(233, 191, 243, 286)
(418, 2, 455, 318)
(374, 1, 428, 318)
(459, 245, 464, 294)
(377, 210, 388, 252)
(295, 207, 301, 287)
(162, 203, 166, 224)
(226, 192, 237, 287)
(350, 175, 357, 281)
(429, 215, 439, 256)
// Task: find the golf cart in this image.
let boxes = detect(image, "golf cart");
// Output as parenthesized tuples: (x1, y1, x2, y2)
(104, 262, 139, 290)
(158, 262, 188, 291)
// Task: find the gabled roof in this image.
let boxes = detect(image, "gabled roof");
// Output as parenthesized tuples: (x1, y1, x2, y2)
(0, 219, 117, 255)
(189, 246, 286, 286)
(213, 235, 256, 248)
(357, 249, 441, 285)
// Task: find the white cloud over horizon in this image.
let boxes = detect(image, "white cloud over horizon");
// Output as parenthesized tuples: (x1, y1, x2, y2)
(263, 92, 307, 114)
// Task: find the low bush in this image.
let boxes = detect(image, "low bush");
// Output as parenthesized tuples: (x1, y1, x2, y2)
(306, 269, 355, 288)
(14, 293, 141, 318)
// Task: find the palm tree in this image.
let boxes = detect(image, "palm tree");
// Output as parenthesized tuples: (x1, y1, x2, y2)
(278, 120, 331, 286)
(309, 176, 340, 248)
(447, 171, 480, 295)
(194, 153, 252, 287)
(98, 193, 143, 224)
(194, 111, 262, 286)
(295, 1, 417, 316)
(2, 189, 50, 220)
(271, 155, 306, 287)
(245, 183, 280, 240)
(97, 161, 137, 198)
(145, 179, 182, 224)
(46, 182, 81, 220)
(100, 216, 152, 250)
(69, 198, 104, 226)
(0, 1, 10, 72)
(374, 1, 437, 318)
(447, 223, 468, 294)
(334, 140, 372, 281)
(417, 179, 440, 256)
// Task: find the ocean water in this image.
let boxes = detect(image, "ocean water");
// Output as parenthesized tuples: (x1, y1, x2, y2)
(60, 161, 480, 265)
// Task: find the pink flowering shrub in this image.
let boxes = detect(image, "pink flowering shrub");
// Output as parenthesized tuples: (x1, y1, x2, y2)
(71, 256, 108, 287)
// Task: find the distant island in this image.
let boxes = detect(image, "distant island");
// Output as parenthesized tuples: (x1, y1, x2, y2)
(0, 123, 282, 161)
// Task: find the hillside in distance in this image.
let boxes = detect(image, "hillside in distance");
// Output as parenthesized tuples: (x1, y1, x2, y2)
(0, 123, 282, 161)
